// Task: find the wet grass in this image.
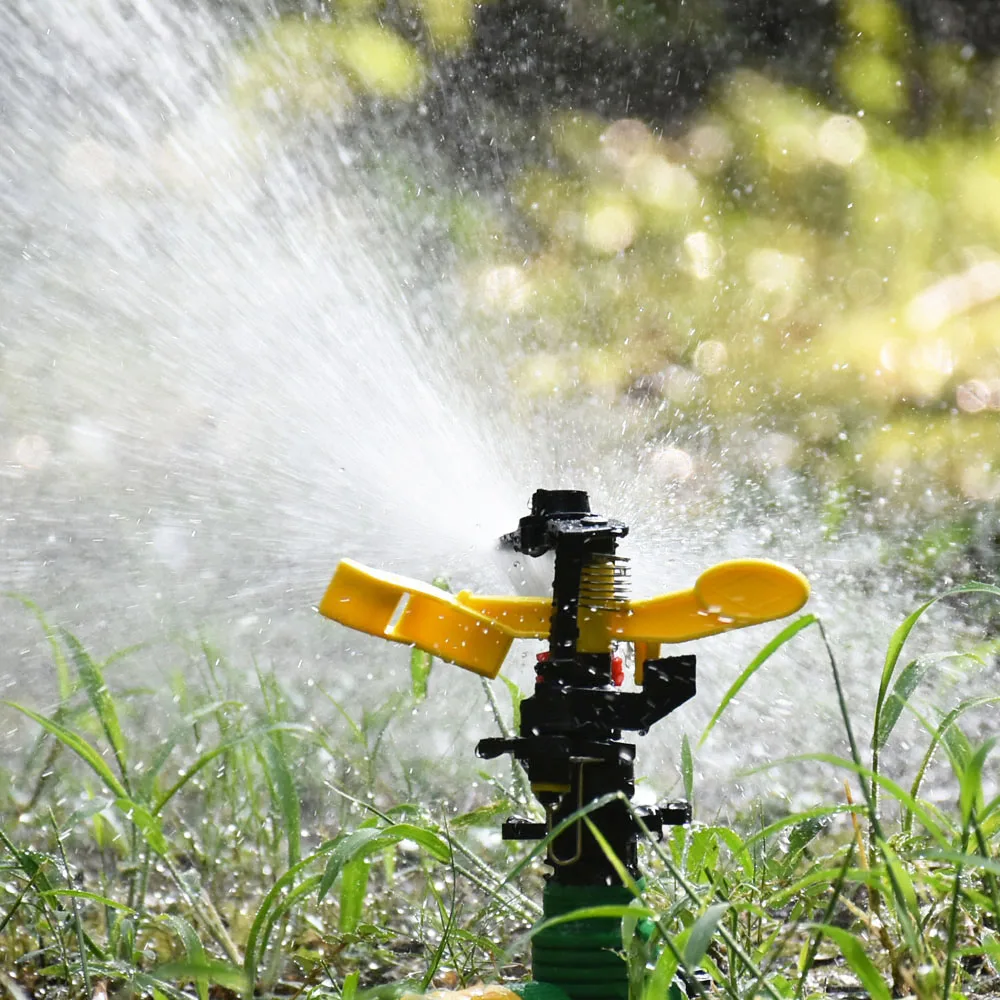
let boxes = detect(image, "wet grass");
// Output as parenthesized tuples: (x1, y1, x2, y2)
(4, 591, 1000, 1000)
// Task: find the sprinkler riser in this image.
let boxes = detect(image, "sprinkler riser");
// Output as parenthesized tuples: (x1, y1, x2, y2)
(485, 491, 694, 999)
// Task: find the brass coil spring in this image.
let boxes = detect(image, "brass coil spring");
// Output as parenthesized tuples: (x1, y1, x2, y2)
(579, 554, 630, 610)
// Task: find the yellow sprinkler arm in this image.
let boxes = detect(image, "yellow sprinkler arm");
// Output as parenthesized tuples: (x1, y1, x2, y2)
(318, 559, 515, 678)
(615, 559, 810, 640)
(319, 557, 808, 678)
(457, 559, 808, 642)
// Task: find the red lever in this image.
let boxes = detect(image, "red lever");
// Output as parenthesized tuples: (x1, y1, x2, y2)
(536, 650, 549, 684)
(611, 654, 624, 687)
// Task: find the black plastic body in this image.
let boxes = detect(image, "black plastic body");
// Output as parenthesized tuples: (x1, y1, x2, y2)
(479, 489, 694, 885)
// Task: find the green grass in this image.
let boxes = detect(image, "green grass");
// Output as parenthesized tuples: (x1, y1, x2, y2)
(4, 591, 1000, 1000)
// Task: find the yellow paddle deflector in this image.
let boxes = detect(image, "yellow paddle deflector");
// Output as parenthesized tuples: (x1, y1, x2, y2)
(319, 557, 809, 678)
(319, 559, 514, 678)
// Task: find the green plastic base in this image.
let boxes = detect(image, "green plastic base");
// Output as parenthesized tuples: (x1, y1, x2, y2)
(511, 981, 575, 1000)
(508, 881, 694, 1000)
(511, 977, 685, 1000)
(529, 882, 634, 1000)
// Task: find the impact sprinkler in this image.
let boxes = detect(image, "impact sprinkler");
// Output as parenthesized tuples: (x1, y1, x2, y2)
(319, 489, 809, 1000)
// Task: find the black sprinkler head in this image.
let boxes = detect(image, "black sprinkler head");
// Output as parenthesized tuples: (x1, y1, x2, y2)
(500, 488, 627, 558)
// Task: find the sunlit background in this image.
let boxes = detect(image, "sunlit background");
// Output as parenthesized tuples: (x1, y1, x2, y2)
(3, 0, 1000, 806)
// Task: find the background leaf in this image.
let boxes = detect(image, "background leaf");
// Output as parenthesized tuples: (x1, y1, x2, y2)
(811, 925, 891, 1000)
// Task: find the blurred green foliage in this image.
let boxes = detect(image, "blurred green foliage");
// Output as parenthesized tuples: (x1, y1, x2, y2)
(233, 0, 1000, 510)
(234, 19, 426, 108)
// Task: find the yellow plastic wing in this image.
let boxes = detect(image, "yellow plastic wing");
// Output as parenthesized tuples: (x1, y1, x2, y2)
(459, 559, 809, 645)
(318, 559, 514, 678)
(455, 593, 551, 638)
(320, 558, 808, 679)
(612, 559, 809, 642)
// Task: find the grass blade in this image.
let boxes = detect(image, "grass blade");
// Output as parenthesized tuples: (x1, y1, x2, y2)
(244, 841, 344, 985)
(4, 595, 72, 701)
(3, 702, 128, 799)
(944, 822, 972, 1000)
(699, 615, 817, 748)
(873, 656, 934, 752)
(149, 961, 248, 994)
(583, 817, 642, 895)
(50, 809, 91, 996)
(410, 648, 433, 702)
(683, 902, 730, 968)
(747, 752, 954, 846)
(919, 848, 1000, 876)
(318, 822, 451, 901)
(905, 695, 1000, 834)
(795, 845, 854, 1000)
(266, 732, 301, 868)
(874, 583, 1000, 752)
(810, 925, 890, 1000)
(157, 915, 210, 1000)
(318, 829, 388, 902)
(138, 699, 245, 802)
(871, 582, 1000, 853)
(958, 739, 994, 826)
(256, 874, 325, 983)
(500, 676, 523, 732)
(742, 804, 858, 854)
(942, 721, 973, 777)
(338, 855, 370, 934)
(877, 837, 920, 956)
(39, 890, 136, 913)
(63, 631, 129, 791)
(386, 822, 451, 863)
(153, 722, 311, 815)
(775, 814, 830, 877)
(698, 825, 754, 880)
(114, 798, 168, 855)
(343, 971, 360, 1000)
(680, 733, 694, 804)
(451, 801, 511, 828)
(642, 926, 688, 1000)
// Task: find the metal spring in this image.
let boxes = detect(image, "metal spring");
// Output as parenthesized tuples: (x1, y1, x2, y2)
(579, 553, 630, 609)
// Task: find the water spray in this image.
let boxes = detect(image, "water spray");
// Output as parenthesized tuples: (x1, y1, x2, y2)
(319, 488, 809, 1000)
